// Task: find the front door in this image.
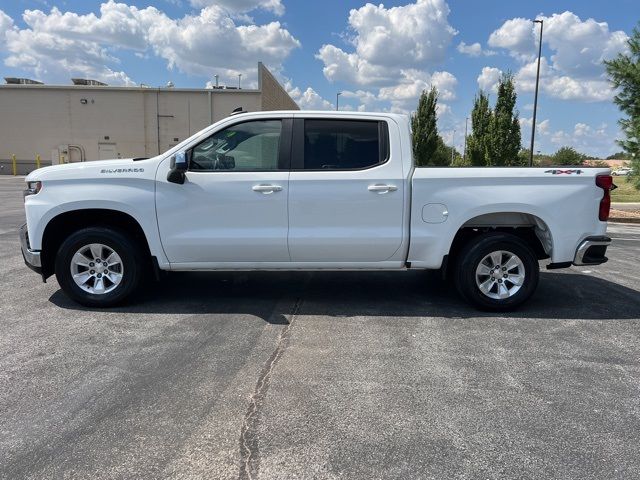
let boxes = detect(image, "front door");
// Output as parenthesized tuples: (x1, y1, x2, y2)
(156, 118, 291, 265)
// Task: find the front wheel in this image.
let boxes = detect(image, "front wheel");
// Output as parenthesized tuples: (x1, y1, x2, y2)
(453, 233, 540, 311)
(55, 227, 143, 307)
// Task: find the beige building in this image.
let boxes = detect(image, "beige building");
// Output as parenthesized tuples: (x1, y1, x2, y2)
(0, 63, 298, 175)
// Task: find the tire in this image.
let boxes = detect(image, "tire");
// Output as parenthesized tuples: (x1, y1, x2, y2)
(55, 227, 143, 307)
(453, 232, 539, 311)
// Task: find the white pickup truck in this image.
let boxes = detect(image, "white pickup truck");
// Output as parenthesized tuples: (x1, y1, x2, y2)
(20, 110, 613, 310)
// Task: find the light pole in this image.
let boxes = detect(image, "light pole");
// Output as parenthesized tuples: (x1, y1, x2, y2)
(530, 19, 544, 167)
(451, 129, 456, 163)
(238, 73, 242, 89)
(463, 117, 469, 163)
(336, 92, 341, 111)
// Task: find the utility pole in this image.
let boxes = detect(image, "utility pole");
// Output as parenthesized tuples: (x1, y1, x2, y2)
(336, 92, 341, 111)
(238, 73, 242, 89)
(463, 117, 469, 163)
(451, 129, 456, 163)
(530, 19, 544, 167)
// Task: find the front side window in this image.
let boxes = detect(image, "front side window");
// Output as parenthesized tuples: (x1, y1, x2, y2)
(303, 120, 386, 170)
(189, 120, 282, 171)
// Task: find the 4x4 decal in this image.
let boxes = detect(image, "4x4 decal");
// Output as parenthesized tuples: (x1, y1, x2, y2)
(544, 169, 583, 175)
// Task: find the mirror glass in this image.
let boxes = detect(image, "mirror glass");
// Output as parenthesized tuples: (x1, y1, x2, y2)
(174, 151, 187, 170)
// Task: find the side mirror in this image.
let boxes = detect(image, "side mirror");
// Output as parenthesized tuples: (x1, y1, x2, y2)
(167, 151, 188, 184)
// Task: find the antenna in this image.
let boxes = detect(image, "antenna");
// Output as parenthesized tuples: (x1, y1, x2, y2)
(230, 106, 247, 116)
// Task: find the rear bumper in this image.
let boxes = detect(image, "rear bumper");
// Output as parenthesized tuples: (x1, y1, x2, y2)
(573, 236, 611, 266)
(19, 223, 43, 275)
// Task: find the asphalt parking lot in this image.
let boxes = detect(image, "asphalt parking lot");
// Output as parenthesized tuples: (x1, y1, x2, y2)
(1, 175, 639, 480)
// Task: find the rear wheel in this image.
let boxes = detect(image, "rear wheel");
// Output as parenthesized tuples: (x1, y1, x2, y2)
(55, 227, 143, 307)
(453, 232, 539, 311)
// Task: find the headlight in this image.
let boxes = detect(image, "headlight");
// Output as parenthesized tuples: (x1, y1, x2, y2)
(24, 181, 42, 198)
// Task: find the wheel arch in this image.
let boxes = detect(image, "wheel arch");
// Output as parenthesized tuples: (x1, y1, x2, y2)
(41, 209, 153, 279)
(447, 211, 553, 269)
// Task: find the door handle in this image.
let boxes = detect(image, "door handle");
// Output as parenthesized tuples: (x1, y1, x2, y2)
(252, 184, 283, 194)
(368, 184, 398, 194)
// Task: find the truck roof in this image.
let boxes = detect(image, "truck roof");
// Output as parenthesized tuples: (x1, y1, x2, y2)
(231, 110, 409, 122)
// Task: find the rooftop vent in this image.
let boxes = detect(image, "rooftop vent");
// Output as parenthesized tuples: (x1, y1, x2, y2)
(71, 78, 108, 86)
(4, 77, 44, 85)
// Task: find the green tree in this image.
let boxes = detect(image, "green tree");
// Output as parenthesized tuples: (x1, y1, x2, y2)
(411, 87, 448, 166)
(605, 23, 640, 187)
(518, 149, 552, 166)
(553, 146, 585, 166)
(466, 91, 491, 166)
(606, 151, 632, 160)
(487, 73, 522, 166)
(434, 137, 461, 165)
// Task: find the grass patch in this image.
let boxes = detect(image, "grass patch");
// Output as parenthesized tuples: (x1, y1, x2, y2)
(611, 176, 640, 203)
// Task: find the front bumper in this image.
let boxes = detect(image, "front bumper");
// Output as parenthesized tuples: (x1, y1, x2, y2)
(573, 236, 611, 266)
(19, 223, 43, 275)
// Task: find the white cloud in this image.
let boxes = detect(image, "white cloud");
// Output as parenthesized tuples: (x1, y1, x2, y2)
(520, 118, 550, 147)
(436, 103, 452, 119)
(543, 11, 628, 78)
(314, 1, 458, 114)
(286, 68, 458, 115)
(515, 57, 613, 102)
(457, 41, 495, 57)
(0, 10, 16, 50)
(372, 69, 457, 113)
(457, 41, 481, 57)
(550, 130, 572, 146)
(317, 0, 457, 87)
(477, 66, 502, 92)
(488, 18, 536, 61)
(0, 1, 299, 85)
(539, 119, 550, 135)
(549, 121, 613, 156)
(316, 44, 393, 86)
(544, 75, 612, 102)
(488, 11, 629, 102)
(379, 70, 457, 102)
(189, 0, 284, 16)
(341, 89, 378, 107)
(288, 85, 334, 110)
(517, 118, 614, 157)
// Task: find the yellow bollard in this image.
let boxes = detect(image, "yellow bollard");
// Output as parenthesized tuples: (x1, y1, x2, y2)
(11, 154, 17, 176)
(36, 154, 41, 169)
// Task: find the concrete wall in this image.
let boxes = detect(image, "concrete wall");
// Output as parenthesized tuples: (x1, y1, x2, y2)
(0, 64, 295, 175)
(259, 63, 299, 112)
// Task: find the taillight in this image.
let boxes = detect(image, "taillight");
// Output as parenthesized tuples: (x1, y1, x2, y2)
(595, 175, 614, 221)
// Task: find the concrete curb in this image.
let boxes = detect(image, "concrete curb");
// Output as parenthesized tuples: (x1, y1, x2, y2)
(609, 217, 640, 224)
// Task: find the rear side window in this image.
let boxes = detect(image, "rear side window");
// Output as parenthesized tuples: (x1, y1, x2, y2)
(301, 120, 388, 170)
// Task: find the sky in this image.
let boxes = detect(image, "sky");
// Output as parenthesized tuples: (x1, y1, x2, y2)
(0, 0, 638, 158)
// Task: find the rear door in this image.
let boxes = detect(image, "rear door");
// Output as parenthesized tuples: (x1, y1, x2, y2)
(288, 117, 405, 263)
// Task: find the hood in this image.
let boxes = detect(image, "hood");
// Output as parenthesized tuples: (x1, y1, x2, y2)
(25, 157, 158, 182)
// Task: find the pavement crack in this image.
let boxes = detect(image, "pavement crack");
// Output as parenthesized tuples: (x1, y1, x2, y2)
(238, 296, 304, 480)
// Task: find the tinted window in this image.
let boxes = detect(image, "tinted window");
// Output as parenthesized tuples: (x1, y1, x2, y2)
(189, 120, 282, 171)
(303, 120, 385, 170)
